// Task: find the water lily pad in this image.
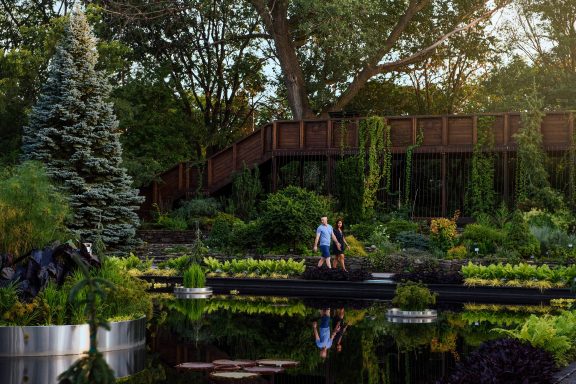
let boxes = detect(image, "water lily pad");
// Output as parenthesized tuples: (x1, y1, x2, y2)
(243, 366, 284, 374)
(255, 359, 299, 367)
(213, 359, 256, 367)
(175, 362, 214, 371)
(209, 371, 260, 381)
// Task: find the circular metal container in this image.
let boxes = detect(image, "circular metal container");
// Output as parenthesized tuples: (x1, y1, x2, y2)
(174, 286, 213, 299)
(0, 317, 146, 357)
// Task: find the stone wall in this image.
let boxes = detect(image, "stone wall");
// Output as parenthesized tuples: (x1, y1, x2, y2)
(138, 230, 199, 244)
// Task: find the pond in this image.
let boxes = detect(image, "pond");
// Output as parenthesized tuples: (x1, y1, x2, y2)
(120, 295, 537, 384)
(2, 295, 551, 384)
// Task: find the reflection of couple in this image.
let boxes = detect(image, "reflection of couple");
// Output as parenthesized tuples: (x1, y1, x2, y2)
(312, 308, 348, 359)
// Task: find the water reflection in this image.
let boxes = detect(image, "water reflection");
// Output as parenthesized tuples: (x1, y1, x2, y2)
(0, 346, 146, 384)
(120, 296, 551, 384)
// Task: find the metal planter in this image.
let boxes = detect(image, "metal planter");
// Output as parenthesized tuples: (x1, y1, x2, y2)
(173, 286, 213, 299)
(0, 316, 146, 357)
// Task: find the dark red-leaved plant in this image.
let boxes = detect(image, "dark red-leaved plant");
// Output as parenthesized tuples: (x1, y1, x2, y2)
(439, 338, 556, 384)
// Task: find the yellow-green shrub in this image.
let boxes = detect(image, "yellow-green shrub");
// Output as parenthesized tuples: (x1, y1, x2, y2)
(345, 235, 367, 256)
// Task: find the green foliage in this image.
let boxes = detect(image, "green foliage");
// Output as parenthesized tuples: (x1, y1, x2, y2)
(461, 261, 576, 286)
(405, 128, 423, 207)
(203, 256, 306, 277)
(259, 186, 331, 247)
(505, 210, 540, 258)
(229, 163, 262, 220)
(497, 311, 576, 366)
(368, 224, 392, 249)
(182, 264, 206, 288)
(358, 116, 391, 217)
(514, 88, 564, 212)
(349, 222, 377, 241)
(22, 10, 142, 249)
(384, 219, 418, 241)
(174, 197, 221, 228)
(38, 281, 68, 325)
(395, 231, 429, 251)
(208, 212, 243, 248)
(204, 296, 307, 317)
(334, 156, 364, 223)
(468, 117, 495, 217)
(429, 213, 459, 253)
(344, 235, 367, 257)
(0, 281, 19, 316)
(446, 245, 468, 260)
(392, 281, 437, 311)
(58, 253, 116, 384)
(460, 223, 505, 255)
(0, 161, 70, 256)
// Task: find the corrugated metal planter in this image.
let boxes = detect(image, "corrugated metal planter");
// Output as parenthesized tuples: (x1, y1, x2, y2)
(0, 316, 146, 357)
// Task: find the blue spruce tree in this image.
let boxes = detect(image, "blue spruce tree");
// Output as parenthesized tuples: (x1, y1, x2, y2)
(22, 9, 143, 248)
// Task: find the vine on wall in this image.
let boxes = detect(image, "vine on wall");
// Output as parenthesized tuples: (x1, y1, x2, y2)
(514, 89, 563, 211)
(468, 116, 496, 217)
(404, 129, 423, 207)
(358, 116, 392, 217)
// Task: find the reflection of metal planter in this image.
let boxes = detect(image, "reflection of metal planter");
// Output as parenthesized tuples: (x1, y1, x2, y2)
(174, 286, 213, 299)
(0, 346, 146, 384)
(386, 308, 437, 323)
(0, 317, 146, 357)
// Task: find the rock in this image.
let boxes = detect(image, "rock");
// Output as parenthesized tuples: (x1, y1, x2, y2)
(1, 267, 14, 280)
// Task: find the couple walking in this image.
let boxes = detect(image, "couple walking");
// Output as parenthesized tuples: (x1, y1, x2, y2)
(313, 216, 349, 271)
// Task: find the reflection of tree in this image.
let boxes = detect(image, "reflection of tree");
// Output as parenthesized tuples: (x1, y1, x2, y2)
(166, 299, 210, 345)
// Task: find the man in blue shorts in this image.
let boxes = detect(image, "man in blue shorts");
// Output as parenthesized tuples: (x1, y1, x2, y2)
(313, 216, 341, 268)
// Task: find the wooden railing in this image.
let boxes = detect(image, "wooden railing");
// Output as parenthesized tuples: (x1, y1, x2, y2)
(139, 111, 574, 217)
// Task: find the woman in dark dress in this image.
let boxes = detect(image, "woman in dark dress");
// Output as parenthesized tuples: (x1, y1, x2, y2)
(332, 219, 349, 272)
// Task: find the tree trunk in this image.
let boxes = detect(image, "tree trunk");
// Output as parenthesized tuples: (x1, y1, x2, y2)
(251, 0, 315, 120)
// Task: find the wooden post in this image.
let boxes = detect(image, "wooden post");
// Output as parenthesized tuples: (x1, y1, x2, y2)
(442, 116, 448, 146)
(152, 180, 158, 206)
(412, 117, 417, 144)
(503, 113, 510, 204)
(185, 163, 190, 191)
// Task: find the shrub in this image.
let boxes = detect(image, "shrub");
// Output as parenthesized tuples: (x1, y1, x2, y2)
(0, 161, 70, 256)
(183, 264, 206, 288)
(174, 197, 221, 224)
(460, 223, 505, 255)
(230, 220, 262, 250)
(208, 212, 243, 248)
(505, 211, 540, 258)
(369, 224, 391, 248)
(396, 231, 429, 250)
(446, 245, 467, 260)
(392, 281, 437, 311)
(259, 186, 331, 247)
(229, 164, 262, 220)
(349, 222, 377, 241)
(344, 235, 367, 256)
(438, 338, 556, 384)
(384, 219, 418, 241)
(429, 212, 459, 253)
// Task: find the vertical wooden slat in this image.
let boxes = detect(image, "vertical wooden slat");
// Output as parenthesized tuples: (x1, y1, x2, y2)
(207, 158, 213, 188)
(185, 163, 190, 191)
(271, 156, 277, 192)
(261, 125, 266, 155)
(503, 113, 510, 204)
(152, 180, 158, 206)
(442, 116, 448, 146)
(441, 153, 447, 217)
(412, 117, 417, 144)
(472, 115, 478, 144)
(299, 120, 304, 149)
(327, 119, 333, 149)
(178, 163, 183, 190)
(272, 121, 277, 150)
(569, 112, 575, 202)
(326, 155, 333, 195)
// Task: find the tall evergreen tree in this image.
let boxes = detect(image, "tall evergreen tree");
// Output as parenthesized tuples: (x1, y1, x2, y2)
(22, 9, 143, 248)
